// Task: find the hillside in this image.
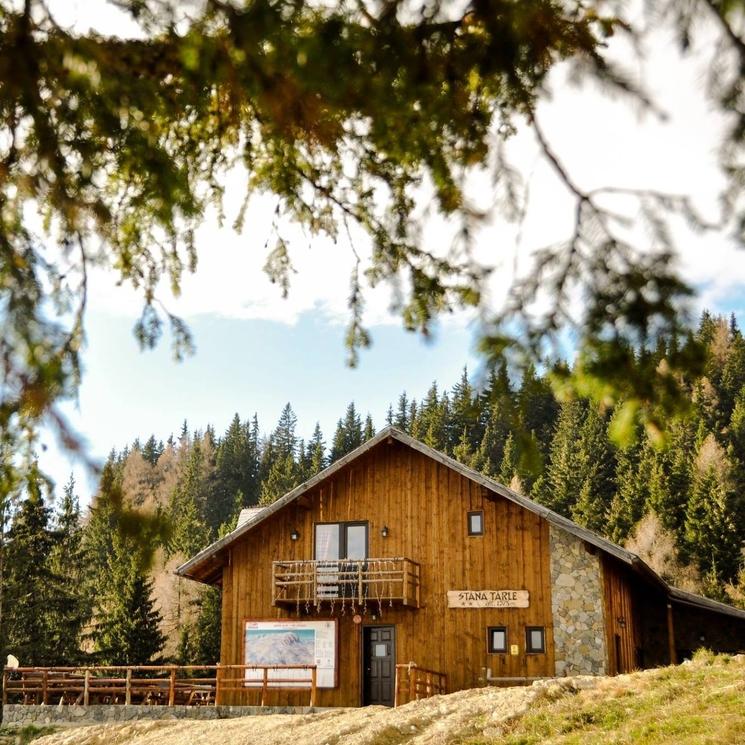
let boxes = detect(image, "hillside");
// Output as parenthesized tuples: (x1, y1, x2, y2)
(27, 653, 745, 745)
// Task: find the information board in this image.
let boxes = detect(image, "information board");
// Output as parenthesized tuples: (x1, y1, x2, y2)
(243, 619, 337, 688)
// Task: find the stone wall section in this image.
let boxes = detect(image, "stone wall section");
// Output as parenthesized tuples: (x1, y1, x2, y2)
(3, 704, 327, 727)
(549, 525, 607, 676)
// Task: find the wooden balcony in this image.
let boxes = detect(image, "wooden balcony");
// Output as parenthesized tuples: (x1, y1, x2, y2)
(272, 557, 421, 610)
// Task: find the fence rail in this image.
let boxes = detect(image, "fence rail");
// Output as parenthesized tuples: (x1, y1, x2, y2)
(394, 663, 448, 707)
(272, 557, 421, 609)
(2, 664, 317, 708)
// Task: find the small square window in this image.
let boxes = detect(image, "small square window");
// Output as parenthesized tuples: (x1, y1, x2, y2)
(467, 510, 484, 536)
(488, 626, 507, 653)
(526, 626, 545, 653)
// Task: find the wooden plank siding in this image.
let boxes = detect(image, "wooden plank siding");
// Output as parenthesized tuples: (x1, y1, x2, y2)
(218, 440, 555, 707)
(602, 556, 640, 675)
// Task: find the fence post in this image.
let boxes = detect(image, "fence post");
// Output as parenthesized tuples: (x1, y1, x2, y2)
(394, 666, 400, 708)
(41, 669, 48, 705)
(214, 664, 220, 707)
(125, 668, 132, 706)
(309, 666, 317, 708)
(408, 664, 416, 702)
(261, 667, 268, 707)
(168, 666, 176, 706)
(83, 670, 90, 707)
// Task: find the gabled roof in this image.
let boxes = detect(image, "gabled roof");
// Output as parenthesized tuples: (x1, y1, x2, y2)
(176, 426, 745, 622)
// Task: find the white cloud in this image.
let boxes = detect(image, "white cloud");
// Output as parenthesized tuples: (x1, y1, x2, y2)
(62, 4, 745, 332)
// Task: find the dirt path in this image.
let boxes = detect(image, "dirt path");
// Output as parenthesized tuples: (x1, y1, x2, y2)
(32, 678, 588, 745)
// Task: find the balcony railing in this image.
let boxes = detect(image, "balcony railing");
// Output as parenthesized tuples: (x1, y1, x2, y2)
(272, 557, 421, 609)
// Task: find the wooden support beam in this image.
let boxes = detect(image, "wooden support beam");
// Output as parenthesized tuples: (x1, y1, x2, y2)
(168, 667, 176, 706)
(125, 669, 131, 705)
(667, 603, 677, 665)
(309, 667, 317, 708)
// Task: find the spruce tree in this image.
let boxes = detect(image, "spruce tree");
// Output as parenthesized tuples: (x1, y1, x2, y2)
(3, 489, 55, 665)
(449, 367, 478, 451)
(259, 454, 302, 505)
(394, 392, 410, 431)
(538, 399, 584, 515)
(330, 402, 363, 461)
(570, 406, 615, 534)
(48, 475, 90, 664)
(415, 383, 448, 449)
(94, 547, 165, 665)
(363, 414, 375, 441)
(306, 422, 326, 474)
(683, 434, 740, 584)
(498, 432, 519, 485)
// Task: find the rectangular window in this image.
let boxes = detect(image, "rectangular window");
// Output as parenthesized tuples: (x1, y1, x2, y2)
(526, 626, 545, 653)
(467, 510, 484, 536)
(314, 522, 368, 560)
(487, 627, 508, 653)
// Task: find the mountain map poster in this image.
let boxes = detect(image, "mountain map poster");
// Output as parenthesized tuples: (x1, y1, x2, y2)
(243, 619, 338, 688)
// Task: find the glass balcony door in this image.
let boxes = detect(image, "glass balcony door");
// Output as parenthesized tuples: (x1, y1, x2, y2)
(314, 522, 368, 599)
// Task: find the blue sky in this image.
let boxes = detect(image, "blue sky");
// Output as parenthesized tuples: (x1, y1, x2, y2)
(45, 310, 481, 503)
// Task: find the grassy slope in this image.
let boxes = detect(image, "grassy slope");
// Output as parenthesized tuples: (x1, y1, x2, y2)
(15, 653, 745, 745)
(467, 652, 745, 745)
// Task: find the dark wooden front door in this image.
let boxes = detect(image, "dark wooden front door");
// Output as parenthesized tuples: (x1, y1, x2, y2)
(363, 626, 395, 706)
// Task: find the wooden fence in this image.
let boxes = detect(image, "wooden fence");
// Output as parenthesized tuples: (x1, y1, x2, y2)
(2, 664, 317, 708)
(394, 663, 448, 706)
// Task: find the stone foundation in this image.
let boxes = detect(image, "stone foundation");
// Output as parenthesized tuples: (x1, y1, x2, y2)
(549, 525, 607, 676)
(2, 703, 326, 727)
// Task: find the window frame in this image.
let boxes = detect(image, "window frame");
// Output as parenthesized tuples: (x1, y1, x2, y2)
(313, 521, 369, 560)
(525, 626, 546, 654)
(467, 510, 484, 536)
(487, 626, 508, 654)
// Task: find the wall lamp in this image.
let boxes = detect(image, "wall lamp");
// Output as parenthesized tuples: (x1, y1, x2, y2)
(290, 528, 300, 541)
(381, 525, 389, 538)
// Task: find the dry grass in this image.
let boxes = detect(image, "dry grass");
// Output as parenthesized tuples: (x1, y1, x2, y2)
(467, 651, 745, 745)
(29, 653, 745, 745)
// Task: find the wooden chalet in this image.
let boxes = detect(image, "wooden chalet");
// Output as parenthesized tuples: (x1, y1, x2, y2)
(177, 427, 745, 707)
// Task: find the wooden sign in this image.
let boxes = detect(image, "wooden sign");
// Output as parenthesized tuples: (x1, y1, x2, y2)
(447, 590, 529, 608)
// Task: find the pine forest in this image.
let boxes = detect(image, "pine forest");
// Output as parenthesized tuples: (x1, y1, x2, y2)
(2, 312, 745, 668)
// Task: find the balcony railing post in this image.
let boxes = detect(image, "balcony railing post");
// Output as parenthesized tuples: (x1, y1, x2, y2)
(358, 562, 363, 605)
